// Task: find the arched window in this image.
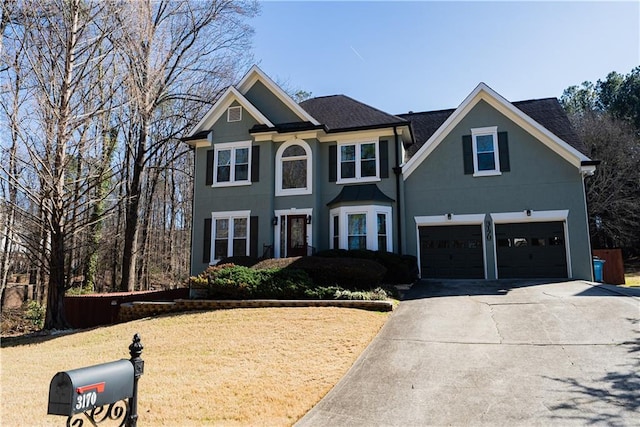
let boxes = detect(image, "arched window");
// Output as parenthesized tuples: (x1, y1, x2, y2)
(276, 140, 312, 196)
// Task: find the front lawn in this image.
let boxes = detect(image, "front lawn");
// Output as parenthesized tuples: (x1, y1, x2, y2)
(1, 307, 389, 426)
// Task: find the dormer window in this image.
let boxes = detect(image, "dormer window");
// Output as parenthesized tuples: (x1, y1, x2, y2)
(227, 106, 242, 122)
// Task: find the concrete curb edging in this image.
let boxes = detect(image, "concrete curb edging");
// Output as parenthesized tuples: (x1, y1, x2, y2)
(119, 298, 394, 322)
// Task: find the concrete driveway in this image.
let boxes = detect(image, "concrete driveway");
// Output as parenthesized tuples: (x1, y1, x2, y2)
(296, 280, 640, 426)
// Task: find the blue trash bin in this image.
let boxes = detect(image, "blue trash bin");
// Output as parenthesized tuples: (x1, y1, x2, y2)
(593, 258, 606, 282)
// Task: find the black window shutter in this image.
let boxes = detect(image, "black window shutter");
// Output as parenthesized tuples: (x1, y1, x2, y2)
(462, 135, 474, 174)
(498, 132, 510, 172)
(251, 145, 260, 182)
(203, 218, 212, 263)
(206, 150, 214, 185)
(250, 216, 258, 258)
(328, 145, 337, 182)
(379, 140, 389, 178)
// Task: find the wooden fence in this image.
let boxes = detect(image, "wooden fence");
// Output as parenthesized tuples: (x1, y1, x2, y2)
(64, 288, 189, 329)
(593, 249, 625, 285)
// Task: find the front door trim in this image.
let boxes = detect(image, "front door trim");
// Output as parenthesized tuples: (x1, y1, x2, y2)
(274, 208, 313, 258)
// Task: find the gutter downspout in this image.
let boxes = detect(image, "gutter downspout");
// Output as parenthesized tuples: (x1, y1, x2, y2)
(581, 159, 600, 281)
(393, 126, 402, 255)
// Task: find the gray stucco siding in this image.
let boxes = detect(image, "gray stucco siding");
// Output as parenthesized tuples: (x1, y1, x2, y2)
(244, 80, 302, 124)
(210, 101, 259, 142)
(190, 142, 275, 275)
(403, 100, 592, 280)
(190, 110, 273, 275)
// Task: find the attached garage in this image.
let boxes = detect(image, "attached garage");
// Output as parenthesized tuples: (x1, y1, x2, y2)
(419, 225, 485, 279)
(495, 221, 568, 279)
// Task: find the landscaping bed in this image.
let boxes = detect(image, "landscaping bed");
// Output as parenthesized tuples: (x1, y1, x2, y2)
(190, 251, 417, 301)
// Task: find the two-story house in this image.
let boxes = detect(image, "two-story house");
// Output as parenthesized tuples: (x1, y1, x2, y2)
(183, 66, 596, 281)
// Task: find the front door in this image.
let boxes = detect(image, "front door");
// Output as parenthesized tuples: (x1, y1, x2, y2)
(286, 215, 307, 257)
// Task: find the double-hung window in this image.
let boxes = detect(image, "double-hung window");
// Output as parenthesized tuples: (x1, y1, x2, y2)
(211, 211, 250, 262)
(213, 141, 251, 186)
(471, 127, 501, 176)
(338, 140, 379, 183)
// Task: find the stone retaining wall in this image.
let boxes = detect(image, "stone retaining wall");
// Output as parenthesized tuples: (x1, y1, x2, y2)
(118, 299, 394, 322)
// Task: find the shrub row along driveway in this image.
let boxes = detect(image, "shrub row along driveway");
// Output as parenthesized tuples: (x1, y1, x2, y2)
(297, 280, 640, 426)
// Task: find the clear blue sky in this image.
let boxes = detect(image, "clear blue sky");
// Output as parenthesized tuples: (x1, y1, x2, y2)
(249, 1, 640, 114)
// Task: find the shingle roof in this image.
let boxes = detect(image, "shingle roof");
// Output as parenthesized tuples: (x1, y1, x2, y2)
(300, 95, 407, 132)
(398, 98, 586, 158)
(514, 98, 585, 153)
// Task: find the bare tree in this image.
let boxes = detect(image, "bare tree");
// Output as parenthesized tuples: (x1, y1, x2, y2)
(1, 0, 119, 329)
(1, 0, 258, 331)
(0, 12, 25, 304)
(113, 0, 258, 291)
(571, 112, 640, 249)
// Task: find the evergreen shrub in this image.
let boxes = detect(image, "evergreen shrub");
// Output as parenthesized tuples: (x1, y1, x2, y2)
(315, 249, 418, 284)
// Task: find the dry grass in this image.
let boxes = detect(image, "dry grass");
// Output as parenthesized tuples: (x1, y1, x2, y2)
(625, 272, 640, 286)
(624, 258, 640, 286)
(1, 307, 389, 426)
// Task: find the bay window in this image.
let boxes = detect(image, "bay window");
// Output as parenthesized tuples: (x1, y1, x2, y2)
(330, 205, 392, 251)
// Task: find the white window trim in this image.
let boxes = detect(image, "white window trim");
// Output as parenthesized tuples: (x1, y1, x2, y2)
(337, 139, 380, 184)
(273, 208, 313, 258)
(210, 210, 251, 264)
(414, 213, 487, 279)
(212, 140, 252, 187)
(330, 205, 392, 251)
(275, 139, 312, 196)
(490, 209, 571, 279)
(227, 105, 242, 122)
(471, 126, 501, 177)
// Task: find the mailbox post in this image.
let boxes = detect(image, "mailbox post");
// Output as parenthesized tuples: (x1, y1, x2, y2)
(127, 333, 144, 427)
(48, 334, 144, 426)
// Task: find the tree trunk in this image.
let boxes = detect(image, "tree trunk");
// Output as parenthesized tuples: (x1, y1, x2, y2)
(44, 221, 69, 329)
(120, 124, 147, 292)
(42, 0, 80, 329)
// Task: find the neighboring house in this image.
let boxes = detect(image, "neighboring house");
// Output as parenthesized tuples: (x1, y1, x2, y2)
(183, 66, 597, 281)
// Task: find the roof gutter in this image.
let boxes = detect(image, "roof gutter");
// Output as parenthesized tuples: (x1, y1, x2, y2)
(580, 159, 600, 177)
(325, 121, 409, 134)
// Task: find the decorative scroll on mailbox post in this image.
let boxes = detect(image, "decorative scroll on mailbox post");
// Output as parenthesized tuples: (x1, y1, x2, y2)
(48, 334, 144, 427)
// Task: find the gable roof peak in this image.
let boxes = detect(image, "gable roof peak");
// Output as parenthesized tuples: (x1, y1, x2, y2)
(401, 82, 591, 179)
(236, 64, 320, 125)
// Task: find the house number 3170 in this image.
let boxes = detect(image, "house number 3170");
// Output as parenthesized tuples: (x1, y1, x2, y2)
(75, 392, 97, 411)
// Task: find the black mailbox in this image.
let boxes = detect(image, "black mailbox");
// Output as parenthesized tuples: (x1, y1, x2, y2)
(48, 359, 134, 416)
